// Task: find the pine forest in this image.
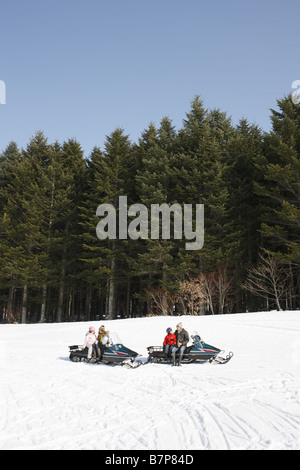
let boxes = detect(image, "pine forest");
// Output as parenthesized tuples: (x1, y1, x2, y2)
(1, 94, 300, 323)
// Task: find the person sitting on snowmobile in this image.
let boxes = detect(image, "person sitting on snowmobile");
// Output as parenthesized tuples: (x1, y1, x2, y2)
(98, 325, 109, 344)
(171, 322, 189, 366)
(97, 325, 111, 357)
(163, 328, 177, 359)
(82, 326, 99, 361)
(101, 330, 112, 348)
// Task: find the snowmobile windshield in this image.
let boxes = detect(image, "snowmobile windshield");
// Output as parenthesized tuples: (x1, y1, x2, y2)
(191, 332, 202, 344)
(108, 332, 123, 345)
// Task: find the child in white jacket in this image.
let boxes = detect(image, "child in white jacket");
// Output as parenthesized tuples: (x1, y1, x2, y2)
(82, 326, 97, 360)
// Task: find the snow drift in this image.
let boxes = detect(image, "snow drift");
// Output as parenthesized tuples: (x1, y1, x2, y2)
(0, 310, 300, 450)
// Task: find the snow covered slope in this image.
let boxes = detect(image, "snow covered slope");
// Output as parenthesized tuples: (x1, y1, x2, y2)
(0, 311, 300, 450)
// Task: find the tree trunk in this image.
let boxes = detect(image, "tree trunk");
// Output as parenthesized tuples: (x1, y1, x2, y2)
(85, 284, 92, 321)
(7, 284, 15, 320)
(126, 277, 130, 318)
(40, 285, 47, 322)
(107, 252, 116, 320)
(56, 259, 66, 323)
(162, 266, 168, 315)
(21, 284, 28, 324)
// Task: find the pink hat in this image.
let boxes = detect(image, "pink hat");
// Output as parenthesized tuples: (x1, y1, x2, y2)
(89, 326, 96, 332)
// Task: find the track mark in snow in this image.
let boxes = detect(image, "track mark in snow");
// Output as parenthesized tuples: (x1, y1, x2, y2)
(1, 312, 300, 450)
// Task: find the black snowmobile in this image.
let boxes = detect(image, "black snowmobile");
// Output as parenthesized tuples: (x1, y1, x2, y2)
(147, 333, 233, 365)
(69, 332, 141, 368)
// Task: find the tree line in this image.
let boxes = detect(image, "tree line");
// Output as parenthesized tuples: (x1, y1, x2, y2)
(1, 95, 300, 323)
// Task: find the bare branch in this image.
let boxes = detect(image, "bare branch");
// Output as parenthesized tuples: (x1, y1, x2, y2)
(242, 252, 291, 310)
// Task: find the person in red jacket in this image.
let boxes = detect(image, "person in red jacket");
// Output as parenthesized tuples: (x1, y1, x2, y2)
(163, 327, 177, 360)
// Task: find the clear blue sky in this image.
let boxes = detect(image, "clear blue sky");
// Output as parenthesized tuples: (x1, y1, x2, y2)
(0, 0, 299, 157)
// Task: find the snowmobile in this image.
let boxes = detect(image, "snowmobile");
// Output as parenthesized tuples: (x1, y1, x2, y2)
(147, 333, 233, 365)
(69, 332, 141, 368)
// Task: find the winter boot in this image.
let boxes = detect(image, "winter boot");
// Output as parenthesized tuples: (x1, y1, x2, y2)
(171, 353, 176, 366)
(177, 354, 183, 366)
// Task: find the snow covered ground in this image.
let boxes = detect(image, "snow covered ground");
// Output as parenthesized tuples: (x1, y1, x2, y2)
(0, 310, 300, 450)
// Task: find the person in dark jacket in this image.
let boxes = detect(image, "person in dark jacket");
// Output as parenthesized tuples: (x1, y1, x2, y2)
(171, 322, 189, 366)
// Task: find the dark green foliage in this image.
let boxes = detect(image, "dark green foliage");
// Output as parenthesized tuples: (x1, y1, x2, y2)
(1, 94, 300, 322)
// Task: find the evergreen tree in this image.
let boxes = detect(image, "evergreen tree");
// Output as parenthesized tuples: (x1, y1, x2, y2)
(51, 138, 86, 322)
(0, 133, 86, 322)
(0, 142, 22, 321)
(3, 94, 299, 320)
(80, 128, 134, 320)
(254, 96, 300, 307)
(134, 118, 196, 314)
(0, 132, 51, 322)
(178, 97, 237, 273)
(225, 119, 264, 310)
